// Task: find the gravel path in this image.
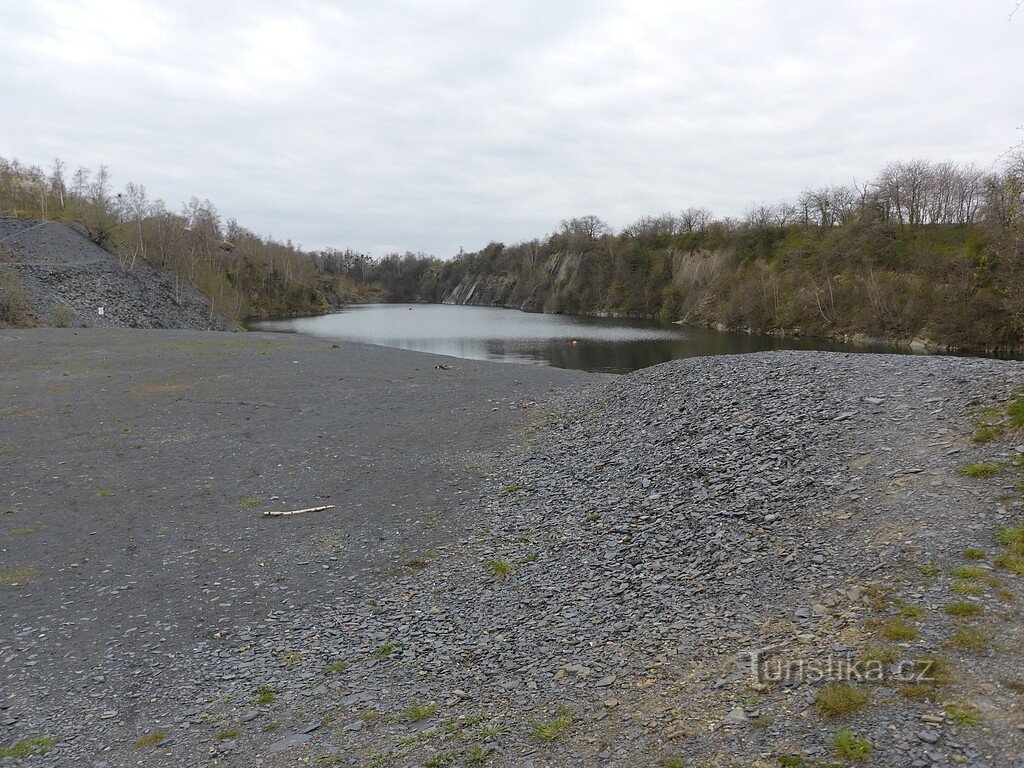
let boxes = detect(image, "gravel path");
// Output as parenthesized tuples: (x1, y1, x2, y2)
(2, 344, 1023, 767)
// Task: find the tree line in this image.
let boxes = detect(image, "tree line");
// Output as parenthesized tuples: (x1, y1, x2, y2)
(2, 153, 1023, 350)
(0, 157, 350, 321)
(332, 156, 1024, 351)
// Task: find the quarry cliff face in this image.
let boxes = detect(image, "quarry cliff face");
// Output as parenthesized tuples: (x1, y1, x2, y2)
(440, 250, 582, 313)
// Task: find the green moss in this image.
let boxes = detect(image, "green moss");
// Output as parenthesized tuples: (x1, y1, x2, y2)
(963, 548, 986, 560)
(0, 737, 58, 758)
(0, 566, 39, 586)
(132, 731, 165, 749)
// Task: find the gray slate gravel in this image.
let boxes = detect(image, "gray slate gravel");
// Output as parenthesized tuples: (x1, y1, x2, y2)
(3, 347, 1024, 767)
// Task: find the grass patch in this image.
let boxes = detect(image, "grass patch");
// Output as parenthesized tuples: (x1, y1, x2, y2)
(997, 526, 1024, 548)
(95, 489, 111, 497)
(485, 559, 513, 578)
(951, 565, 986, 580)
(920, 563, 941, 576)
(815, 684, 869, 718)
(0, 737, 57, 758)
(950, 581, 983, 596)
(132, 731, 165, 749)
(898, 603, 923, 618)
(899, 683, 938, 701)
(945, 702, 983, 727)
(946, 627, 989, 651)
(832, 729, 872, 761)
(963, 547, 986, 560)
(880, 617, 918, 641)
(945, 602, 983, 617)
(0, 566, 39, 586)
(917, 655, 954, 685)
(216, 729, 239, 740)
(522, 552, 537, 563)
(372, 641, 405, 657)
(325, 660, 347, 674)
(254, 684, 277, 706)
(1008, 396, 1024, 427)
(529, 706, 574, 740)
(958, 463, 1003, 479)
(241, 498, 262, 507)
(858, 645, 900, 666)
(464, 744, 490, 765)
(995, 552, 1024, 574)
(404, 703, 437, 722)
(498, 483, 519, 496)
(406, 557, 430, 569)
(971, 424, 1005, 444)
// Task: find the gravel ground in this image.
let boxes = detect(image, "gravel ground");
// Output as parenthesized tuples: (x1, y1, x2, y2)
(0, 219, 226, 329)
(2, 341, 1023, 767)
(0, 329, 595, 765)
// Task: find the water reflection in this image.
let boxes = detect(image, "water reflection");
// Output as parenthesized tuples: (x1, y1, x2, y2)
(250, 304, 905, 374)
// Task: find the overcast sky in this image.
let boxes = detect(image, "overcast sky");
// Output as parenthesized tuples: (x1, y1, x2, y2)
(3, 1, 1023, 256)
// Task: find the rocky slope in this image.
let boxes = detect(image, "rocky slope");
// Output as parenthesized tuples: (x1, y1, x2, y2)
(3, 350, 1023, 766)
(0, 218, 229, 330)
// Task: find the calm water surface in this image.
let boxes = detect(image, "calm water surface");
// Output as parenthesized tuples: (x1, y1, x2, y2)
(251, 304, 904, 374)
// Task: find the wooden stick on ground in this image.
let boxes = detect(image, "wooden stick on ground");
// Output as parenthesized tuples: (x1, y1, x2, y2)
(263, 504, 336, 517)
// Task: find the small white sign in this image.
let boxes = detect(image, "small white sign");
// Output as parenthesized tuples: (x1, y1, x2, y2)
(97, 307, 104, 316)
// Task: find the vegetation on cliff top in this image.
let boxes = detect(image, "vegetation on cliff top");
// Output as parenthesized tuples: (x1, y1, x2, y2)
(353, 157, 1024, 351)
(2, 154, 1023, 349)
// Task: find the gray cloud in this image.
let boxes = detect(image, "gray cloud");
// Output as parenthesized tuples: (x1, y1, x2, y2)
(2, 0, 1022, 256)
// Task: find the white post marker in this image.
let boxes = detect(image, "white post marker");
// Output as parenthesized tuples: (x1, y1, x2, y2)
(97, 307, 105, 316)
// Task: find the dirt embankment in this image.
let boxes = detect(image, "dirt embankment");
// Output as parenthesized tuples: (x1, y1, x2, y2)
(0, 218, 229, 330)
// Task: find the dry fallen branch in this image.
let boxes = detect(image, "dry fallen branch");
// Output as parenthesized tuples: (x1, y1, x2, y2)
(262, 504, 335, 518)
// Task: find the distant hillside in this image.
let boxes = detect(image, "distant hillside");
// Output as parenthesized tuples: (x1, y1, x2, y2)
(0, 218, 229, 330)
(335, 157, 1024, 355)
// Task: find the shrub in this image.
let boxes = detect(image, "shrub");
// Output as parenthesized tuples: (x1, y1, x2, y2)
(0, 271, 30, 324)
(54, 303, 72, 328)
